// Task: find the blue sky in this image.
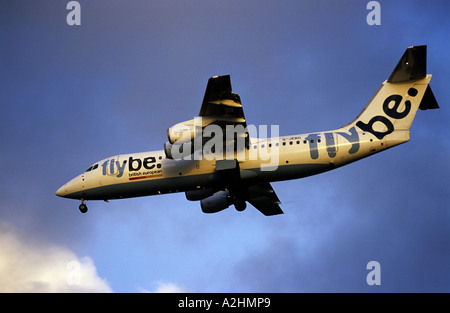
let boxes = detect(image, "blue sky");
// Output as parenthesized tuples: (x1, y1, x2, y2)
(1, 0, 449, 292)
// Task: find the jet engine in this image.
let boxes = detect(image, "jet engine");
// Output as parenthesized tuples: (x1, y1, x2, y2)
(167, 119, 197, 145)
(185, 188, 215, 201)
(200, 191, 232, 213)
(164, 140, 195, 160)
(164, 141, 173, 159)
(164, 119, 203, 159)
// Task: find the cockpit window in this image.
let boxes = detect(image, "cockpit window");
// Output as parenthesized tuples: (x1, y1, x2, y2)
(85, 164, 98, 172)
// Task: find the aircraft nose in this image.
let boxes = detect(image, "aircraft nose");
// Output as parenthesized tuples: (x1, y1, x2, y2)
(55, 174, 84, 199)
(55, 184, 67, 197)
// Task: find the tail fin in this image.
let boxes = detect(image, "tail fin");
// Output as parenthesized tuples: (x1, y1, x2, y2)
(348, 45, 438, 146)
(387, 45, 427, 83)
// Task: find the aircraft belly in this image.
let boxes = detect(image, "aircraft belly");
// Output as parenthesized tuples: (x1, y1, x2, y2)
(251, 163, 333, 183)
(70, 173, 212, 201)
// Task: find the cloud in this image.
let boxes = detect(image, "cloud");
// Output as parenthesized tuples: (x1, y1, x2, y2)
(0, 222, 112, 293)
(153, 281, 187, 293)
(139, 281, 187, 293)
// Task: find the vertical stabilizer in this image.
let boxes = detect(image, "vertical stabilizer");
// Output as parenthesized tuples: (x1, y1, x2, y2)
(346, 46, 438, 147)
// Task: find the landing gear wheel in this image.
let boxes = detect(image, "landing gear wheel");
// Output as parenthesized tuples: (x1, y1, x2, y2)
(234, 199, 247, 212)
(79, 203, 88, 213)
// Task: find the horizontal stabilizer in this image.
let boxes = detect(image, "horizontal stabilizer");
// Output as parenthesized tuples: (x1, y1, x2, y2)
(419, 85, 439, 110)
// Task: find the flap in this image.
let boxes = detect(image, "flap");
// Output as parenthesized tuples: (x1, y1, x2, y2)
(247, 183, 284, 216)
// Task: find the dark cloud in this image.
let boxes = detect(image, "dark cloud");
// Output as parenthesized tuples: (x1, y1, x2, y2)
(231, 142, 450, 292)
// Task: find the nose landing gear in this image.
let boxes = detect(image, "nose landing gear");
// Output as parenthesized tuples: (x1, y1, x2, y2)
(79, 199, 88, 213)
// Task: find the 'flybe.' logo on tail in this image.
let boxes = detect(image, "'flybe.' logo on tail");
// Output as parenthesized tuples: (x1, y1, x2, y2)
(356, 88, 417, 139)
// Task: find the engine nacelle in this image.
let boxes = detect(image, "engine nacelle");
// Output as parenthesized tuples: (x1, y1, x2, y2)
(185, 188, 215, 201)
(167, 119, 197, 145)
(164, 141, 173, 159)
(164, 140, 195, 160)
(200, 191, 232, 214)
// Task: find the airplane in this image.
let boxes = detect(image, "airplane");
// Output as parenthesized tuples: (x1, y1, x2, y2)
(56, 45, 438, 216)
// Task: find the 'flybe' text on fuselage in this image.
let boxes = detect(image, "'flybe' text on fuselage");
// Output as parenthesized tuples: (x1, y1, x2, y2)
(101, 156, 162, 178)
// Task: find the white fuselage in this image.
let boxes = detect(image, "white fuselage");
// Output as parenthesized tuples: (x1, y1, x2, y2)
(55, 124, 403, 201)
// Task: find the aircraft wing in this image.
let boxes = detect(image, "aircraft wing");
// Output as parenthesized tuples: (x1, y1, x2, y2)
(247, 183, 284, 216)
(198, 76, 283, 215)
(199, 75, 250, 148)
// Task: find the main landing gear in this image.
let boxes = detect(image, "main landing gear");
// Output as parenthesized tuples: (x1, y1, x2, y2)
(79, 199, 88, 213)
(234, 197, 247, 212)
